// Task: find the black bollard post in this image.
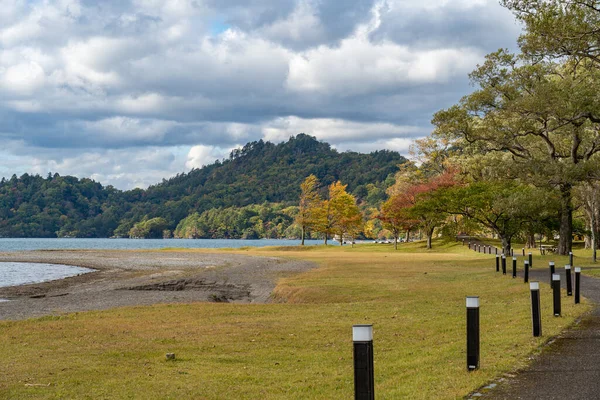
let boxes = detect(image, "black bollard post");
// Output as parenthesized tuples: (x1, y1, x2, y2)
(468, 242, 471, 250)
(466, 297, 480, 371)
(353, 325, 374, 400)
(524, 260, 529, 283)
(495, 247, 498, 255)
(575, 267, 581, 304)
(565, 265, 573, 296)
(512, 257, 517, 278)
(495, 255, 500, 272)
(502, 255, 507, 275)
(484, 246, 487, 254)
(530, 282, 542, 337)
(511, 248, 514, 257)
(529, 252, 533, 268)
(549, 262, 555, 287)
(569, 252, 573, 267)
(462, 239, 465, 246)
(552, 274, 561, 316)
(522, 248, 525, 257)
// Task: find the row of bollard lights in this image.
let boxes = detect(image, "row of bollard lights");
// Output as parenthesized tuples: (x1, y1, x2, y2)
(352, 243, 582, 400)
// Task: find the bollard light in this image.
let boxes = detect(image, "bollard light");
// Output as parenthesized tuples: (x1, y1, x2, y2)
(530, 282, 542, 337)
(495, 247, 498, 255)
(549, 262, 555, 287)
(353, 324, 374, 400)
(575, 267, 581, 304)
(468, 242, 471, 249)
(495, 255, 499, 272)
(524, 260, 529, 283)
(511, 248, 514, 257)
(501, 255, 507, 275)
(522, 248, 525, 257)
(466, 297, 480, 371)
(512, 257, 517, 278)
(552, 274, 561, 316)
(565, 265, 573, 296)
(569, 252, 574, 267)
(484, 245, 487, 254)
(529, 252, 533, 268)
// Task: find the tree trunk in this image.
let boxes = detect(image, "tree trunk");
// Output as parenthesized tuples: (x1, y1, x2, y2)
(500, 235, 511, 255)
(592, 208, 597, 263)
(394, 235, 398, 250)
(301, 226, 305, 246)
(526, 233, 535, 249)
(426, 227, 434, 249)
(406, 229, 410, 243)
(557, 183, 573, 255)
(324, 234, 328, 246)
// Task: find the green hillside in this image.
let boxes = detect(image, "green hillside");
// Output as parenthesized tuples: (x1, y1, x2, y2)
(0, 134, 406, 238)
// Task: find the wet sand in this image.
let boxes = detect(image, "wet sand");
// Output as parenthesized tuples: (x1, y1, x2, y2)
(0, 250, 316, 320)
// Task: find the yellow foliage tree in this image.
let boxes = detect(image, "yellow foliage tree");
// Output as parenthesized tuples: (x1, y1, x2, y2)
(295, 175, 322, 245)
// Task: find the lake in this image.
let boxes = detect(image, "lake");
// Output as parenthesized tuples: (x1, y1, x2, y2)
(0, 238, 323, 252)
(0, 262, 95, 289)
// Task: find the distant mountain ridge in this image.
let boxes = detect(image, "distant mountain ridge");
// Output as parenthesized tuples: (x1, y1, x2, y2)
(0, 134, 406, 238)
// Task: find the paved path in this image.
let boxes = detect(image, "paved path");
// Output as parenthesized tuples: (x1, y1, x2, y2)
(478, 260, 600, 399)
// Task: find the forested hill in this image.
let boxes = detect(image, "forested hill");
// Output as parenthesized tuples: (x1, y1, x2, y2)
(0, 134, 406, 238)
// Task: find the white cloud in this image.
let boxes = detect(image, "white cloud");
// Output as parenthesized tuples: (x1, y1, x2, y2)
(186, 145, 230, 169)
(262, 116, 426, 143)
(1, 61, 46, 94)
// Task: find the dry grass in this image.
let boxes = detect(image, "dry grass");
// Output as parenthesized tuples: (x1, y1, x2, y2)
(0, 240, 591, 399)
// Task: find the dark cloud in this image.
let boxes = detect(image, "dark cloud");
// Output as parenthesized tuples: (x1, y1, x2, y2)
(0, 0, 521, 188)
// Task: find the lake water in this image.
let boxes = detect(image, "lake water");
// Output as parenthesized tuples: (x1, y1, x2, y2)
(0, 262, 95, 289)
(0, 238, 322, 252)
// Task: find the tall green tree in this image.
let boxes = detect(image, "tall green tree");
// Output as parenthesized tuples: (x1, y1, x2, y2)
(433, 50, 600, 254)
(503, 0, 600, 64)
(434, 181, 557, 253)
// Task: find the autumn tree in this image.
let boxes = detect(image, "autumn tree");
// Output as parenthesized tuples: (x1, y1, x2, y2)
(406, 172, 457, 249)
(315, 181, 362, 245)
(379, 194, 417, 249)
(330, 183, 363, 246)
(296, 175, 322, 245)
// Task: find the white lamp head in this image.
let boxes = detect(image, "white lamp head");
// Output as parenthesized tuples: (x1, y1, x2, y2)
(353, 325, 373, 342)
(530, 281, 540, 290)
(466, 296, 480, 308)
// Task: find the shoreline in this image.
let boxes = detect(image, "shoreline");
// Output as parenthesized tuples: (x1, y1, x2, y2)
(0, 250, 317, 320)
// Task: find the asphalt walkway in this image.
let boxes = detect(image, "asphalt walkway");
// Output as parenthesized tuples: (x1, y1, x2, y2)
(469, 249, 600, 399)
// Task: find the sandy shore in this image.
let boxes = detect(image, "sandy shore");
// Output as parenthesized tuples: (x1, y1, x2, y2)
(0, 250, 316, 320)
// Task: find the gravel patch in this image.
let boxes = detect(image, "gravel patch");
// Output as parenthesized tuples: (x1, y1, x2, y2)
(0, 250, 317, 320)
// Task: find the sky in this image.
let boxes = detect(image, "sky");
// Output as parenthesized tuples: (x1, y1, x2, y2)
(0, 0, 521, 190)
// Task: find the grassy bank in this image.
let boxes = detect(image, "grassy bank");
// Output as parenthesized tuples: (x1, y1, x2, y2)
(0, 240, 591, 399)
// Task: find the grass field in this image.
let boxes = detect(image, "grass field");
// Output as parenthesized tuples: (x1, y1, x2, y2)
(0, 240, 591, 399)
